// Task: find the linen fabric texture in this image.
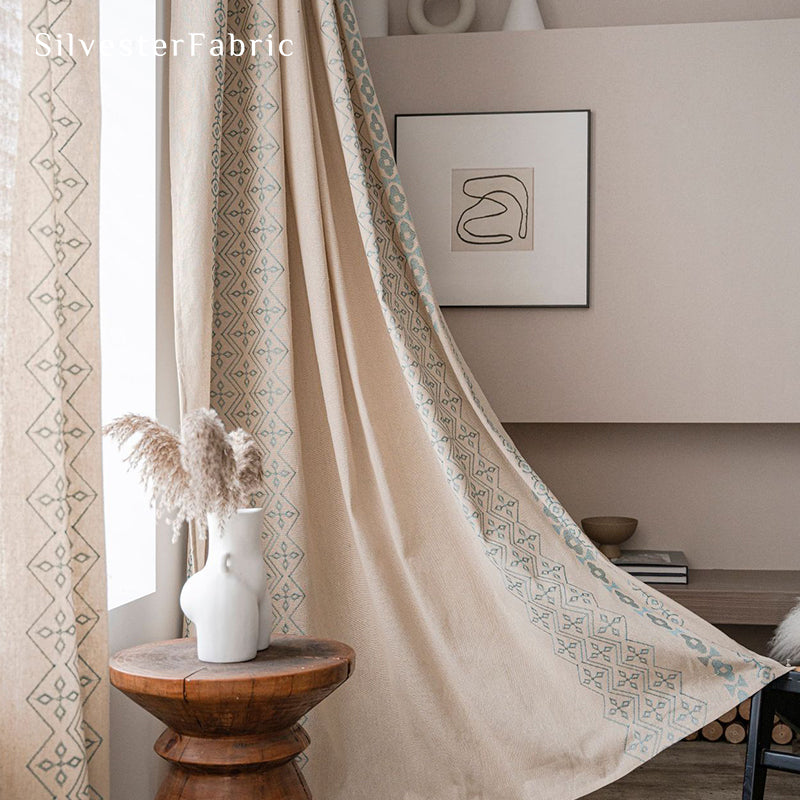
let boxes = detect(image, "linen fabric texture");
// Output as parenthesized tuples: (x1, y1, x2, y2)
(0, 0, 109, 798)
(169, 2, 788, 798)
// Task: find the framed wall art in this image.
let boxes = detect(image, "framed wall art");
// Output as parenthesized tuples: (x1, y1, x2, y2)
(395, 110, 590, 307)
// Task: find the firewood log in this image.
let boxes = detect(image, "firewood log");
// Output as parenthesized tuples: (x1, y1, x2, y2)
(738, 699, 751, 721)
(724, 722, 747, 744)
(701, 721, 724, 741)
(772, 723, 793, 745)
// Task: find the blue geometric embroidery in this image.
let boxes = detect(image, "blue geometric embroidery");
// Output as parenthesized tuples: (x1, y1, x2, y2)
(315, 0, 779, 759)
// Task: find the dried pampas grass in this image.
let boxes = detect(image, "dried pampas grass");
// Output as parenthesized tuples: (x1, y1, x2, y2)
(770, 598, 800, 665)
(103, 408, 265, 540)
(228, 428, 265, 496)
(180, 409, 239, 521)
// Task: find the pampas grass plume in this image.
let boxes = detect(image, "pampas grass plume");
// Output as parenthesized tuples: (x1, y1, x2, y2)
(229, 428, 265, 497)
(180, 408, 238, 521)
(103, 409, 265, 540)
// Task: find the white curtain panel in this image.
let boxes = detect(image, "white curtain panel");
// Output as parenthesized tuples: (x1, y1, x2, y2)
(169, 2, 788, 798)
(0, 1, 109, 798)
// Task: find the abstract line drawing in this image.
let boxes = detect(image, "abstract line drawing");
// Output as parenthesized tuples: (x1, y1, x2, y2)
(451, 167, 534, 253)
(457, 174, 529, 245)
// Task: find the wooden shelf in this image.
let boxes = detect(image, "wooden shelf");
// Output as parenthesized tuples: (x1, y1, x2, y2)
(659, 570, 800, 626)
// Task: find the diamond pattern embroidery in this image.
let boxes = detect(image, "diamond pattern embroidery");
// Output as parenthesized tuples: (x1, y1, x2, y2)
(23, 1, 105, 797)
(210, 0, 304, 636)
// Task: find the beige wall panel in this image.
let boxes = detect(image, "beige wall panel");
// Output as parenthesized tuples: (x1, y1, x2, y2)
(537, 0, 800, 29)
(366, 20, 800, 421)
(507, 423, 800, 569)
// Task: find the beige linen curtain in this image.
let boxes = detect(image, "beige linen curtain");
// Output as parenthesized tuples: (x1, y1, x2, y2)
(0, 1, 109, 798)
(169, 2, 787, 798)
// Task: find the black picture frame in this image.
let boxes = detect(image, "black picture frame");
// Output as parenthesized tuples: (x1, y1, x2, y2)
(393, 109, 591, 309)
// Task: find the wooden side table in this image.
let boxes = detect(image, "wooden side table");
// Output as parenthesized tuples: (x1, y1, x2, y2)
(110, 636, 355, 800)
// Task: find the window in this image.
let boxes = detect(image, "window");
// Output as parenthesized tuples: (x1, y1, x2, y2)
(99, 0, 157, 609)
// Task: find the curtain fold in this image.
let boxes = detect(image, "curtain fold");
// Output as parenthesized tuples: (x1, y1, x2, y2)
(0, 1, 109, 798)
(169, 3, 787, 798)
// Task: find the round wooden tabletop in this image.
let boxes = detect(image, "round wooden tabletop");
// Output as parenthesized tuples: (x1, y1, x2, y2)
(110, 635, 355, 704)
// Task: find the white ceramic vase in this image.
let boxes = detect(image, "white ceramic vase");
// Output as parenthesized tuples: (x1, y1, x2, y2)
(502, 0, 545, 31)
(407, 0, 476, 34)
(179, 507, 272, 663)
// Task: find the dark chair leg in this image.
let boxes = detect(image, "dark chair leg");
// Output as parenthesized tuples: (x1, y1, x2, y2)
(743, 689, 778, 800)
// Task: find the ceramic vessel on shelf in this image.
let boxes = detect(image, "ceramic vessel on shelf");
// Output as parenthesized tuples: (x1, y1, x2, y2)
(503, 0, 545, 31)
(407, 0, 476, 34)
(179, 507, 272, 663)
(580, 516, 638, 560)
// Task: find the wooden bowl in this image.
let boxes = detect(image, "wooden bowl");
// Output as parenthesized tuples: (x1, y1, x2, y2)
(580, 516, 638, 559)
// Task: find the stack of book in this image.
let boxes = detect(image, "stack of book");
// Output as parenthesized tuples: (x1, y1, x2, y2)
(612, 550, 689, 585)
